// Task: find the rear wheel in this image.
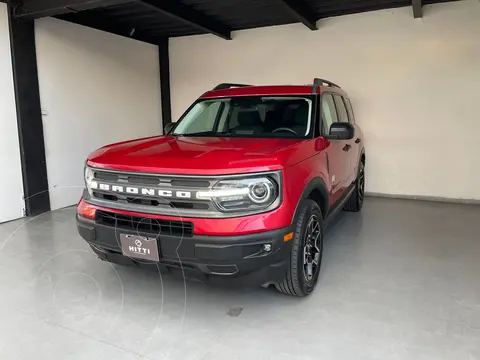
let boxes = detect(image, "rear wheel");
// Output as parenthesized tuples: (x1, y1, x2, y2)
(275, 200, 323, 297)
(344, 159, 365, 212)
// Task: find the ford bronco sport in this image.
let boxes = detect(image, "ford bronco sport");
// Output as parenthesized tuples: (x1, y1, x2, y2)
(77, 78, 365, 296)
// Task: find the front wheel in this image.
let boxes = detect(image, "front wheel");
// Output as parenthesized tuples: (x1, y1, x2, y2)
(275, 200, 323, 297)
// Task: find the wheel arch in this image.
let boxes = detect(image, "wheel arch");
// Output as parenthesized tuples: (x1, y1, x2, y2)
(292, 177, 329, 222)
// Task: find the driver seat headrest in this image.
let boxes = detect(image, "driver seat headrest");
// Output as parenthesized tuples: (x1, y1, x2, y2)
(237, 110, 262, 127)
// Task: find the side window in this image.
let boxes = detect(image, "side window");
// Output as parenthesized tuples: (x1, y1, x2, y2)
(182, 101, 222, 133)
(344, 97, 355, 124)
(333, 95, 349, 124)
(321, 93, 338, 134)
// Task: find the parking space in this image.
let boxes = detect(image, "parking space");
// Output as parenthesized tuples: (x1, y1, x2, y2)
(1, 197, 479, 359)
(1, 0, 479, 358)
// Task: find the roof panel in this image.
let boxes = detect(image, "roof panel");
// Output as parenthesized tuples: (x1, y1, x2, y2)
(55, 0, 459, 43)
(202, 85, 315, 98)
(74, 1, 206, 38)
(181, 0, 297, 30)
(304, 0, 415, 18)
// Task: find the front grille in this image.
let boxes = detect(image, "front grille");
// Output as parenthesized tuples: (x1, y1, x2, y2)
(92, 170, 211, 188)
(92, 191, 210, 210)
(89, 169, 216, 217)
(96, 210, 194, 237)
(86, 167, 281, 218)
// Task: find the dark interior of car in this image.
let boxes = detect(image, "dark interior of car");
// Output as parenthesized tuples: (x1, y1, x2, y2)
(229, 100, 309, 137)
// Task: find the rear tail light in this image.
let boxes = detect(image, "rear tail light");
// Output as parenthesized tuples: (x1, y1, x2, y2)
(77, 198, 96, 219)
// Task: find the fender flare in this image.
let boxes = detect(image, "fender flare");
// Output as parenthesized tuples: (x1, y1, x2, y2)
(291, 177, 329, 222)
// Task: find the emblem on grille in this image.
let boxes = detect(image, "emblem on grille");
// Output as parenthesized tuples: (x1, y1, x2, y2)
(90, 182, 192, 198)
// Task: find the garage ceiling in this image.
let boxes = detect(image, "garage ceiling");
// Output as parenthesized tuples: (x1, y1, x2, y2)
(12, 0, 456, 44)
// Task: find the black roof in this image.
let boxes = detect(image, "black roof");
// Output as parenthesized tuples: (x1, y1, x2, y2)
(13, 0, 457, 45)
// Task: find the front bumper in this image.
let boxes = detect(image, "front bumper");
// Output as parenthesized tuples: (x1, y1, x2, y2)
(77, 214, 292, 288)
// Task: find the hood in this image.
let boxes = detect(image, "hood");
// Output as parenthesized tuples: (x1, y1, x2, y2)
(87, 136, 310, 175)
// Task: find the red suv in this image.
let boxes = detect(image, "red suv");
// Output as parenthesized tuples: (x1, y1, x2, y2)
(76, 78, 365, 296)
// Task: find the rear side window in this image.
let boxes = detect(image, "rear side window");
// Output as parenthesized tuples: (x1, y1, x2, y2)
(344, 97, 355, 124)
(333, 95, 349, 124)
(321, 93, 338, 133)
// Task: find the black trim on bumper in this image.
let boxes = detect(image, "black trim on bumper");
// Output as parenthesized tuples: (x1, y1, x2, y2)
(77, 214, 292, 288)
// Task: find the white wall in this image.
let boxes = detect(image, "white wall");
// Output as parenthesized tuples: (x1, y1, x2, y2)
(170, 0, 480, 201)
(35, 18, 162, 210)
(0, 4, 25, 222)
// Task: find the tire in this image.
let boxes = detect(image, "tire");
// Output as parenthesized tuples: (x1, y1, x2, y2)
(275, 199, 323, 297)
(344, 159, 365, 212)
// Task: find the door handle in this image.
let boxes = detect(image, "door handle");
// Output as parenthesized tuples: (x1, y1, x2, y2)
(355, 138, 361, 144)
(343, 144, 351, 151)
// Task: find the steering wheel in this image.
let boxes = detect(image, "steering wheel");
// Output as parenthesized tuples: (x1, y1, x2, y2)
(272, 127, 298, 136)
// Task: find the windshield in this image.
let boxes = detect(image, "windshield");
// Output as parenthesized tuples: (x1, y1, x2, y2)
(172, 96, 313, 138)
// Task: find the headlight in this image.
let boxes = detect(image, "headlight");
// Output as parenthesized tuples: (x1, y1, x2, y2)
(85, 166, 95, 195)
(197, 176, 279, 212)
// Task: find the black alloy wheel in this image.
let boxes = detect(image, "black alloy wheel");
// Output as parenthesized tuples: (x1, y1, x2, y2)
(276, 200, 323, 296)
(303, 214, 322, 282)
(344, 159, 365, 212)
(357, 161, 365, 205)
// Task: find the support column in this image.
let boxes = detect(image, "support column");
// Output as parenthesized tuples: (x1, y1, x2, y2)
(158, 38, 172, 128)
(8, 6, 50, 216)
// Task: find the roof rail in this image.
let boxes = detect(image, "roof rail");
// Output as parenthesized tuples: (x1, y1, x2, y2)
(312, 78, 340, 94)
(212, 83, 251, 91)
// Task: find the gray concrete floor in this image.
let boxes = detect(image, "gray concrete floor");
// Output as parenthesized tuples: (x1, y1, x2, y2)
(0, 197, 479, 360)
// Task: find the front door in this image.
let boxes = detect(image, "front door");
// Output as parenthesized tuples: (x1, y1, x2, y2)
(321, 93, 351, 205)
(333, 94, 358, 186)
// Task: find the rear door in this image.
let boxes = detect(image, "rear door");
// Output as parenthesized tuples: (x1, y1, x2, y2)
(321, 93, 351, 204)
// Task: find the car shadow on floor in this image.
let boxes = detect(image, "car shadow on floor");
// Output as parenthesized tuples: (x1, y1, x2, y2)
(102, 205, 363, 307)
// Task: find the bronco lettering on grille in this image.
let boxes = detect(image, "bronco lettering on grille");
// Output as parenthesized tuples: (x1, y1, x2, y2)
(90, 182, 192, 198)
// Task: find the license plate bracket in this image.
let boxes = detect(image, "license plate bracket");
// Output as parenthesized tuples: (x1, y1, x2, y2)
(119, 234, 160, 262)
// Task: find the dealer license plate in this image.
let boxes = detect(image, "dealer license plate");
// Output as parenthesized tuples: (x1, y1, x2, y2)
(119, 234, 160, 261)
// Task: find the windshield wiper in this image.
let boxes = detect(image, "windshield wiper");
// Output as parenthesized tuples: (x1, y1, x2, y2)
(181, 132, 231, 137)
(180, 132, 212, 137)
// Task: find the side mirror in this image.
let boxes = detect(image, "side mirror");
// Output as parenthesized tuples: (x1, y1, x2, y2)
(164, 122, 175, 135)
(327, 123, 354, 140)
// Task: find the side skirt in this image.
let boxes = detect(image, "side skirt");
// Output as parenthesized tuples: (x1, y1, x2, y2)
(324, 184, 355, 229)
